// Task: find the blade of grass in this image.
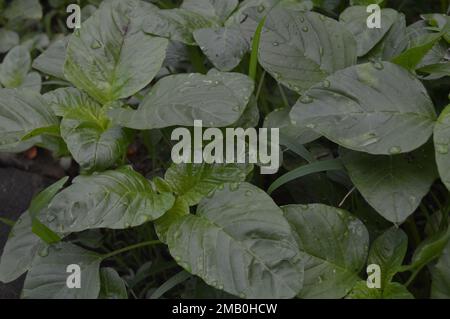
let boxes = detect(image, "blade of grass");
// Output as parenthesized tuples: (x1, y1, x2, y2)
(249, 16, 267, 81)
(268, 159, 344, 194)
(149, 270, 191, 299)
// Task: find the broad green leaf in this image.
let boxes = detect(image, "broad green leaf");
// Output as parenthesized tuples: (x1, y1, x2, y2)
(64, 0, 169, 104)
(164, 162, 252, 206)
(0, 89, 59, 152)
(431, 241, 450, 298)
(341, 144, 437, 224)
(392, 32, 443, 71)
(263, 107, 320, 147)
(154, 198, 190, 244)
(182, 0, 238, 22)
(411, 227, 450, 270)
(167, 182, 304, 299)
(283, 204, 369, 299)
(0, 212, 44, 283)
(109, 69, 254, 129)
(42, 166, 175, 232)
(253, 7, 357, 93)
(32, 37, 69, 79)
(290, 62, 437, 155)
(22, 243, 101, 299)
(46, 88, 129, 172)
(340, 6, 398, 57)
(0, 28, 19, 53)
(194, 26, 249, 72)
(99, 267, 128, 299)
(434, 104, 450, 191)
(142, 7, 218, 45)
(347, 281, 413, 299)
(20, 72, 41, 92)
(368, 227, 408, 288)
(0, 45, 30, 88)
(4, 0, 42, 21)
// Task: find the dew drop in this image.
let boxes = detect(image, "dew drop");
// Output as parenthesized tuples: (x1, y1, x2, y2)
(257, 5, 265, 13)
(371, 60, 384, 70)
(291, 119, 297, 125)
(245, 190, 252, 197)
(319, 47, 324, 56)
(306, 123, 316, 129)
(230, 183, 240, 191)
(322, 80, 330, 88)
(300, 16, 305, 23)
(300, 95, 313, 104)
(90, 40, 102, 49)
(302, 26, 309, 32)
(272, 41, 279, 46)
(239, 292, 247, 298)
(436, 144, 449, 154)
(389, 146, 401, 154)
(38, 245, 50, 257)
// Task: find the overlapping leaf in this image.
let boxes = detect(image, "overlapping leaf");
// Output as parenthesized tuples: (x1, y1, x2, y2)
(42, 166, 175, 232)
(283, 204, 369, 298)
(109, 69, 254, 129)
(64, 0, 168, 104)
(167, 182, 304, 299)
(290, 62, 436, 155)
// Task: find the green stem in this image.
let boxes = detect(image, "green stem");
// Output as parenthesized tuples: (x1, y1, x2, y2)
(255, 70, 266, 101)
(405, 266, 423, 287)
(102, 240, 162, 260)
(405, 216, 421, 247)
(278, 83, 289, 108)
(0, 217, 15, 227)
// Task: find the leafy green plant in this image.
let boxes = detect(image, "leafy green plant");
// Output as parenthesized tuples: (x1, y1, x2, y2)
(0, 0, 449, 299)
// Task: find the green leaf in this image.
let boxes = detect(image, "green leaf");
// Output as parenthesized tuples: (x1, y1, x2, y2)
(46, 88, 129, 172)
(109, 69, 254, 129)
(268, 159, 343, 194)
(368, 227, 408, 288)
(341, 144, 437, 224)
(4, 0, 42, 21)
(0, 28, 19, 53)
(290, 62, 437, 155)
(434, 104, 450, 191)
(22, 243, 101, 299)
(0, 89, 59, 152)
(181, 0, 238, 23)
(64, 0, 169, 104)
(28, 177, 69, 244)
(263, 107, 320, 147)
(98, 267, 128, 299)
(417, 62, 450, 80)
(194, 25, 249, 72)
(0, 45, 30, 88)
(283, 204, 369, 298)
(254, 7, 357, 92)
(349, 0, 384, 5)
(347, 281, 413, 299)
(0, 212, 44, 283)
(392, 32, 443, 71)
(154, 198, 190, 244)
(142, 7, 218, 45)
(366, 13, 408, 61)
(42, 166, 175, 232)
(167, 182, 304, 299)
(431, 240, 450, 298)
(340, 6, 398, 57)
(164, 162, 252, 206)
(32, 37, 69, 80)
(411, 227, 450, 270)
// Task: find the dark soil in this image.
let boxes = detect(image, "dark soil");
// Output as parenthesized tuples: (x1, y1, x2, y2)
(0, 150, 63, 298)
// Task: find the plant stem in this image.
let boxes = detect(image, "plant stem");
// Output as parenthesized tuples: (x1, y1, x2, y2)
(405, 266, 423, 287)
(102, 240, 162, 260)
(255, 70, 266, 101)
(0, 217, 15, 227)
(278, 83, 289, 108)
